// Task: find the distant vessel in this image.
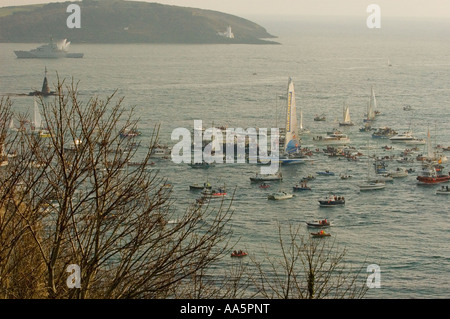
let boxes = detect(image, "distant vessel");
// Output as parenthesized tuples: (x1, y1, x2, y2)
(14, 38, 83, 59)
(313, 130, 350, 145)
(28, 67, 56, 96)
(339, 102, 354, 126)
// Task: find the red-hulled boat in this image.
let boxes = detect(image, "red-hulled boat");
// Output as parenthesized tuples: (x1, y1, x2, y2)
(416, 165, 450, 184)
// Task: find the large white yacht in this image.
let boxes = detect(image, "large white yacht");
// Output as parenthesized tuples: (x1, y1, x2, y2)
(389, 131, 425, 145)
(14, 38, 83, 59)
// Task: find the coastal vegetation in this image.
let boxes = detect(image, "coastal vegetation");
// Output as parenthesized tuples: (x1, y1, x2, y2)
(0, 0, 278, 44)
(0, 79, 367, 299)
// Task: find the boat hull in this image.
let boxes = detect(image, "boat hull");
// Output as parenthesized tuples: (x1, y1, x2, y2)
(416, 175, 450, 184)
(14, 50, 83, 59)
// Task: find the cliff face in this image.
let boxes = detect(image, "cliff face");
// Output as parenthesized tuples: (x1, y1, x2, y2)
(0, 0, 278, 44)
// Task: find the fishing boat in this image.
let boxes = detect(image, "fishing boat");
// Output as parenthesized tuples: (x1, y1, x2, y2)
(268, 191, 293, 200)
(436, 186, 450, 195)
(339, 102, 354, 126)
(306, 219, 332, 228)
(318, 195, 345, 207)
(416, 164, 450, 184)
(310, 230, 331, 238)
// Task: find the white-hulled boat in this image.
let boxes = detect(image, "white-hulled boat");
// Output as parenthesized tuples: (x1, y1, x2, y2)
(436, 186, 450, 195)
(389, 131, 425, 145)
(250, 172, 282, 182)
(388, 168, 409, 178)
(339, 102, 354, 126)
(306, 219, 333, 228)
(313, 130, 350, 146)
(14, 38, 83, 59)
(358, 181, 386, 191)
(268, 191, 293, 200)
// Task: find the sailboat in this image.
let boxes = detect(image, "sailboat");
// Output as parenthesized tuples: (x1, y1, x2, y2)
(358, 142, 386, 191)
(276, 77, 310, 165)
(363, 87, 378, 122)
(339, 101, 354, 126)
(298, 103, 310, 134)
(32, 99, 51, 138)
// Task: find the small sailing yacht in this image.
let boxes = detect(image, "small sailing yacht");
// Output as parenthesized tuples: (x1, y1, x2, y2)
(339, 101, 354, 126)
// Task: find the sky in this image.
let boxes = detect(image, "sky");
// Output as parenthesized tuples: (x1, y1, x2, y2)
(1, 0, 450, 18)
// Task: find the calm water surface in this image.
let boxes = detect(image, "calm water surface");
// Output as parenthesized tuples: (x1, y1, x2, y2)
(1, 17, 449, 298)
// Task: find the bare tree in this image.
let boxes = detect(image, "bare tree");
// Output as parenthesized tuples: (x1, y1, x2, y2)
(251, 223, 368, 299)
(0, 79, 236, 299)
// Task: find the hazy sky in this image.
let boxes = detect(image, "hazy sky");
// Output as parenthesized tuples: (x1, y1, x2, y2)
(1, 0, 450, 18)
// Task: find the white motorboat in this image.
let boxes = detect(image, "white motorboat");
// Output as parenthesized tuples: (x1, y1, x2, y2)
(388, 168, 409, 178)
(358, 181, 386, 191)
(268, 191, 293, 200)
(436, 186, 450, 195)
(313, 130, 350, 145)
(14, 38, 83, 59)
(250, 172, 282, 182)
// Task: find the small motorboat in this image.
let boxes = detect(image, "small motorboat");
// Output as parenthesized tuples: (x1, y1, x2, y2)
(202, 188, 227, 198)
(293, 183, 311, 191)
(316, 170, 335, 176)
(189, 182, 212, 190)
(314, 114, 326, 121)
(250, 172, 283, 182)
(231, 250, 248, 258)
(358, 181, 386, 191)
(436, 186, 450, 195)
(318, 195, 345, 207)
(340, 173, 352, 180)
(301, 175, 316, 182)
(306, 219, 332, 228)
(310, 230, 331, 238)
(268, 191, 293, 200)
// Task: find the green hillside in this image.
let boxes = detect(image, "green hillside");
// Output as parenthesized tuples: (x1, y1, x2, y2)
(0, 0, 278, 44)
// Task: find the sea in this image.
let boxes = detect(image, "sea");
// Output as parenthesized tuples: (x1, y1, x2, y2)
(1, 16, 449, 299)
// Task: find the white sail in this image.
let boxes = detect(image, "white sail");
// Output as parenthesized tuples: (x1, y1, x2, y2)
(368, 87, 376, 120)
(284, 77, 299, 154)
(33, 99, 42, 130)
(343, 102, 351, 123)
